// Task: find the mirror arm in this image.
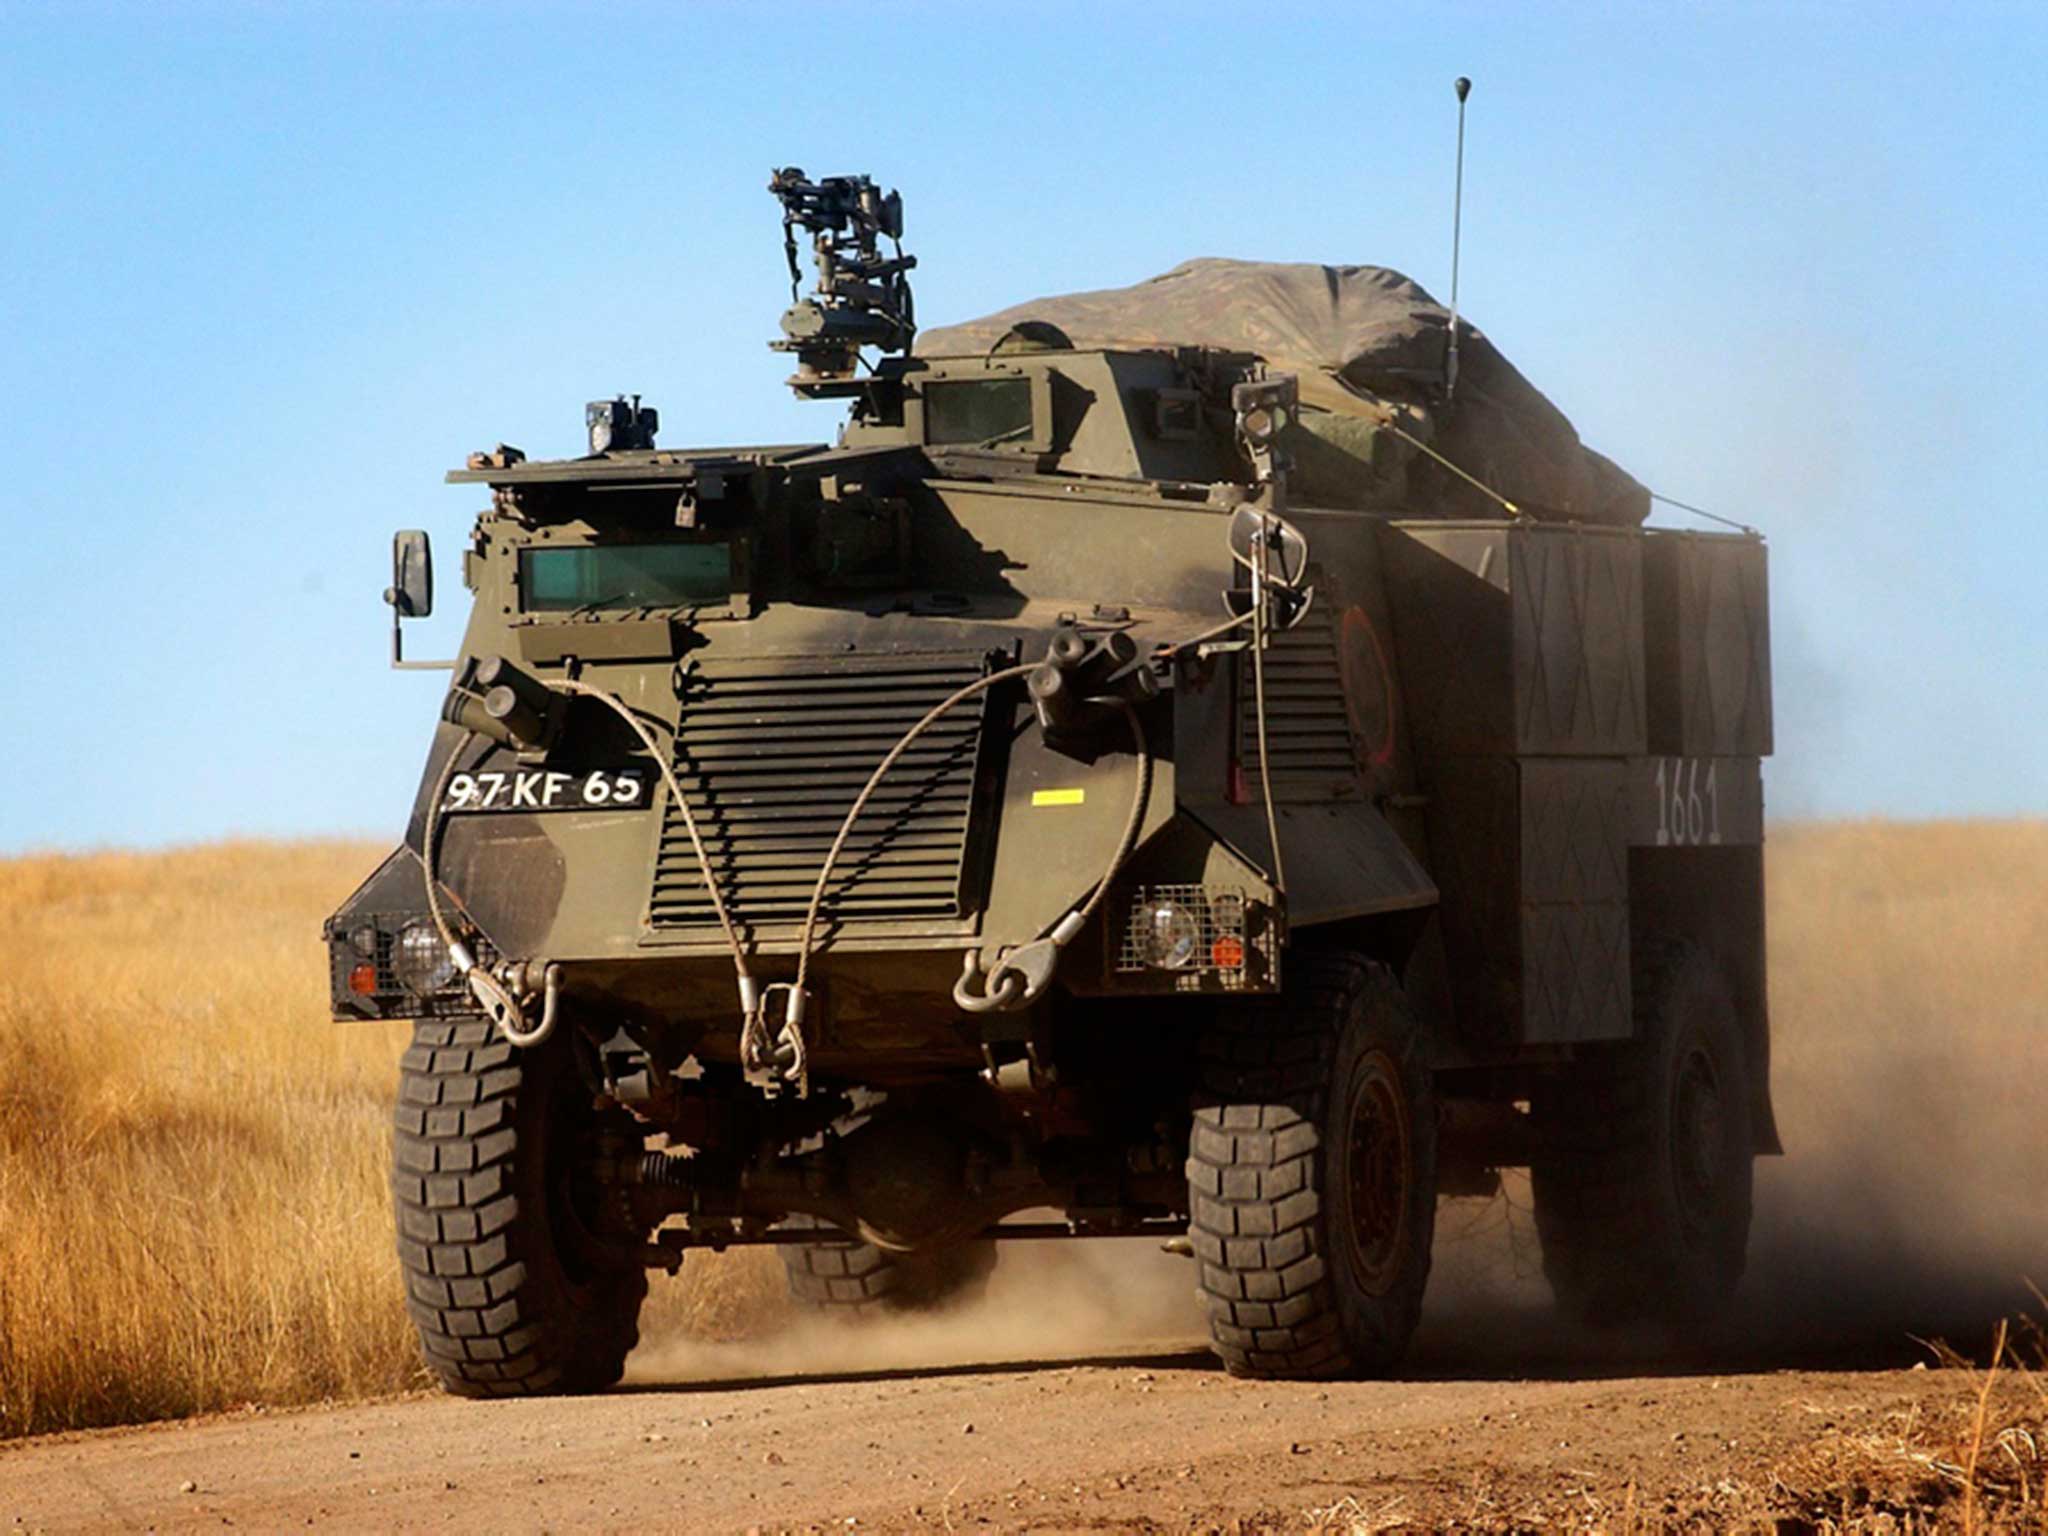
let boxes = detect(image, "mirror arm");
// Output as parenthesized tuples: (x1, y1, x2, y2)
(388, 598, 457, 672)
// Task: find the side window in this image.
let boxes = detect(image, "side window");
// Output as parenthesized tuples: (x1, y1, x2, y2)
(921, 377, 1044, 450)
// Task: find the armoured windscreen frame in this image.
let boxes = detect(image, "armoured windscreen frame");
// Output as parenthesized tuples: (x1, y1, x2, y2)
(512, 533, 754, 622)
(906, 366, 1054, 455)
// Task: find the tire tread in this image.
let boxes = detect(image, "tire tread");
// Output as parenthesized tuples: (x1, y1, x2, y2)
(1189, 953, 1430, 1379)
(392, 1019, 644, 1398)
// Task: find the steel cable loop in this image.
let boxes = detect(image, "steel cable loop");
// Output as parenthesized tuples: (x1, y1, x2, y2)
(421, 733, 468, 960)
(947, 694, 1150, 1015)
(419, 680, 763, 1059)
(423, 610, 1220, 1062)
(553, 678, 759, 1013)
(794, 662, 1038, 1003)
(1065, 697, 1150, 927)
(421, 727, 533, 1041)
(951, 956, 1027, 1013)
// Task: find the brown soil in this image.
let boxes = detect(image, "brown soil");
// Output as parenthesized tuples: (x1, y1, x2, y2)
(0, 1347, 2022, 1533)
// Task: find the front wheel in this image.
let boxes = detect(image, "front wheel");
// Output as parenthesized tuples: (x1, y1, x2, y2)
(1188, 952, 1438, 1378)
(392, 1019, 649, 1397)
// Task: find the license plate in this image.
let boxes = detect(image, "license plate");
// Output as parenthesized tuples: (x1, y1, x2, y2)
(443, 768, 648, 812)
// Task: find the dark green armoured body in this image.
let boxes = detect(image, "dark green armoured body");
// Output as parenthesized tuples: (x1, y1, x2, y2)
(327, 173, 1776, 1393)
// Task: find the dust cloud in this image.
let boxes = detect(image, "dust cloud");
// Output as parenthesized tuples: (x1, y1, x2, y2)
(1738, 820, 2048, 1357)
(627, 1236, 1205, 1386)
(1419, 820, 2048, 1371)
(631, 823, 2048, 1384)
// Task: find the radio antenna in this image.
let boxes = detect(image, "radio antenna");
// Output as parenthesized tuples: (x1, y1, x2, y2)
(1446, 75, 1472, 405)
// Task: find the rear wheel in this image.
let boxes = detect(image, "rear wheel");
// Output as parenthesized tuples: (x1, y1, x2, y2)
(392, 1019, 648, 1397)
(1531, 939, 1754, 1328)
(1188, 952, 1438, 1378)
(780, 1219, 997, 1316)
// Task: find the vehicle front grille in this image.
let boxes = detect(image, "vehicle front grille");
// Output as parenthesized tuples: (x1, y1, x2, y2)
(648, 654, 997, 929)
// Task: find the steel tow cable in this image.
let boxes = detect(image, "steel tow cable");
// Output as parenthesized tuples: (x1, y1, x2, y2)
(420, 678, 762, 1054)
(951, 694, 1154, 1016)
(421, 731, 541, 1041)
(552, 678, 762, 1053)
(785, 663, 1038, 1080)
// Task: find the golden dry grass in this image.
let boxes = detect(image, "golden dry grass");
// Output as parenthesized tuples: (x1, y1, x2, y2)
(1764, 1320, 2048, 1534)
(0, 841, 787, 1440)
(1, 820, 2043, 1456)
(0, 842, 413, 1436)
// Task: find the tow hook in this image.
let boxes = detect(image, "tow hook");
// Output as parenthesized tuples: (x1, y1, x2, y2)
(952, 910, 1086, 1013)
(953, 950, 1025, 1013)
(750, 982, 814, 1096)
(466, 957, 562, 1049)
(762, 983, 811, 1067)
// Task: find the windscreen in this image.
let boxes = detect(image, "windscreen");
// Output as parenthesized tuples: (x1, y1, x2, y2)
(519, 543, 731, 611)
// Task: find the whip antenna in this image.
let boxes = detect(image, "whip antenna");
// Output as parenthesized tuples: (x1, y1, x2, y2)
(1446, 75, 1472, 404)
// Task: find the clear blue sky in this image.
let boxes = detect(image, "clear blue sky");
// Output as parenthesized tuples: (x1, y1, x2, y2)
(3, 1, 2042, 852)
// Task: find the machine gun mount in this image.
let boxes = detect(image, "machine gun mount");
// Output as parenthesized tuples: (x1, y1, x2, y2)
(768, 167, 916, 397)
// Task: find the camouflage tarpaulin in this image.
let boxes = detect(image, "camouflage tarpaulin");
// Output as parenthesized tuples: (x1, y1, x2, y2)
(916, 258, 1648, 524)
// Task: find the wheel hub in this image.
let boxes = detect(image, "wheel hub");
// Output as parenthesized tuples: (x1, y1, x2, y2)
(544, 1081, 637, 1288)
(1343, 1051, 1412, 1295)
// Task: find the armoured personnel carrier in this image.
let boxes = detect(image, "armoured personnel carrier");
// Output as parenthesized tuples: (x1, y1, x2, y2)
(327, 170, 1777, 1394)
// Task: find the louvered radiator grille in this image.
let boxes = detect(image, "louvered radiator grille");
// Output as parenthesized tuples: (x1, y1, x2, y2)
(1238, 586, 1360, 802)
(648, 655, 993, 928)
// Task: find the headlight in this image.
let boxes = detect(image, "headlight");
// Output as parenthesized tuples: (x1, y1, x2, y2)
(391, 920, 456, 995)
(1142, 899, 1201, 970)
(1115, 885, 1272, 990)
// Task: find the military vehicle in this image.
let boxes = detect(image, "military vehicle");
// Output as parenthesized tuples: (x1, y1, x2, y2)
(326, 168, 1776, 1396)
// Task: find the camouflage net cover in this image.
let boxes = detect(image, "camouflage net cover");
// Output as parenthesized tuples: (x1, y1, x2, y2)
(916, 258, 1648, 525)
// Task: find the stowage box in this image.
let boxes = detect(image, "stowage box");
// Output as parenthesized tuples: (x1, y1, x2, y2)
(1641, 530, 1772, 758)
(1420, 757, 1633, 1048)
(1379, 522, 1647, 759)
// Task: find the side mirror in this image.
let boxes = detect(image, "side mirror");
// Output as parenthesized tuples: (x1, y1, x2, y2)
(384, 530, 454, 671)
(386, 530, 433, 619)
(1222, 504, 1315, 636)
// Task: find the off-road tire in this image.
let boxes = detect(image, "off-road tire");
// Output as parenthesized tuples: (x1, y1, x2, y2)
(1189, 951, 1438, 1378)
(392, 1018, 648, 1397)
(780, 1220, 998, 1315)
(1531, 939, 1754, 1328)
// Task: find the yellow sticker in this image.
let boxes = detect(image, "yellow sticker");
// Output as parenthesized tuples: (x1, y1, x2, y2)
(1031, 788, 1086, 807)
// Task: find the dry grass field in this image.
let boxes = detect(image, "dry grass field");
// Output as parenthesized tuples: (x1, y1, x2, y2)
(0, 843, 418, 1437)
(0, 842, 789, 1440)
(2, 820, 2044, 1504)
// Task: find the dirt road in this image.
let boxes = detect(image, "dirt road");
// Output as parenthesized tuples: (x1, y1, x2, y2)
(3, 1209, 2033, 1533)
(9, 1139, 2042, 1535)
(0, 1328, 1991, 1533)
